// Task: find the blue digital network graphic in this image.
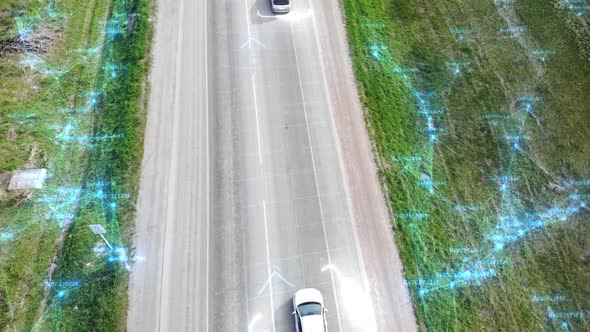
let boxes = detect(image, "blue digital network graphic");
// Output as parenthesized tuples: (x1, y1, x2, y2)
(1, 0, 141, 325)
(362, 1, 588, 329)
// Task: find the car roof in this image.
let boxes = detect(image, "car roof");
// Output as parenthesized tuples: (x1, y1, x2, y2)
(294, 288, 324, 306)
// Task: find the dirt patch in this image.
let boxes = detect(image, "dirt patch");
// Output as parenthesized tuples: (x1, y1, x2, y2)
(24, 144, 40, 169)
(0, 37, 23, 55)
(0, 21, 62, 57)
(5, 125, 16, 141)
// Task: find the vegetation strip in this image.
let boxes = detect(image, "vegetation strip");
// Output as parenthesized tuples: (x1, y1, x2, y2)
(341, 0, 589, 330)
(0, 0, 152, 330)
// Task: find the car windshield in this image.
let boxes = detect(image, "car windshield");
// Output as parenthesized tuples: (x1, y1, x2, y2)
(273, 0, 289, 5)
(297, 302, 322, 317)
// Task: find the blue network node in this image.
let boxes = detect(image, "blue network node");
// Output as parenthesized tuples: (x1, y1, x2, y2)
(450, 28, 475, 42)
(446, 61, 471, 76)
(500, 26, 526, 38)
(396, 213, 429, 220)
(565, 0, 590, 16)
(532, 295, 567, 303)
(1, 232, 15, 240)
(532, 49, 557, 62)
(15, 16, 35, 41)
(108, 246, 130, 264)
(366, 44, 388, 60)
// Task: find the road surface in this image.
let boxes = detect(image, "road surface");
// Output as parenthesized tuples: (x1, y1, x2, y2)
(128, 0, 417, 331)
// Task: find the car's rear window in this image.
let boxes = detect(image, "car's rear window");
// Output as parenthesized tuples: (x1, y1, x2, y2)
(273, 0, 290, 5)
(297, 302, 321, 317)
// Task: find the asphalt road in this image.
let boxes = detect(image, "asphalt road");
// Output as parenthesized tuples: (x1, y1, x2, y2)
(128, 0, 417, 331)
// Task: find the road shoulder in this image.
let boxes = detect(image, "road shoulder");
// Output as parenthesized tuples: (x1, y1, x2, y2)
(309, 0, 418, 330)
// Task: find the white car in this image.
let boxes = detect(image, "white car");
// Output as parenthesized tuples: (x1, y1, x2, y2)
(292, 288, 327, 332)
(270, 0, 290, 13)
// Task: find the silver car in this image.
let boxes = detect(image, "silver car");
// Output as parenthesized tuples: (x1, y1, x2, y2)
(270, 0, 290, 13)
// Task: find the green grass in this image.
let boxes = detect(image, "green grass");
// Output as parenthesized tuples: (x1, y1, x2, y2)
(342, 0, 590, 330)
(47, 0, 153, 329)
(0, 0, 111, 329)
(0, 0, 152, 330)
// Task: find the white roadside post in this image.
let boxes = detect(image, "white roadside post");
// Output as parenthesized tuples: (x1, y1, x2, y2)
(89, 224, 113, 251)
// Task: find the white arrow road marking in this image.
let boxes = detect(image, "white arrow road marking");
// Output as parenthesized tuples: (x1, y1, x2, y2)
(240, 36, 266, 49)
(256, 268, 296, 297)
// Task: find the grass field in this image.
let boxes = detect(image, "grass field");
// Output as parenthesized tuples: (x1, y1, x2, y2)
(341, 0, 590, 330)
(0, 0, 151, 330)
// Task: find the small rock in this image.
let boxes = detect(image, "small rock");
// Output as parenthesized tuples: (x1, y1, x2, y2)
(549, 183, 566, 194)
(8, 168, 47, 190)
